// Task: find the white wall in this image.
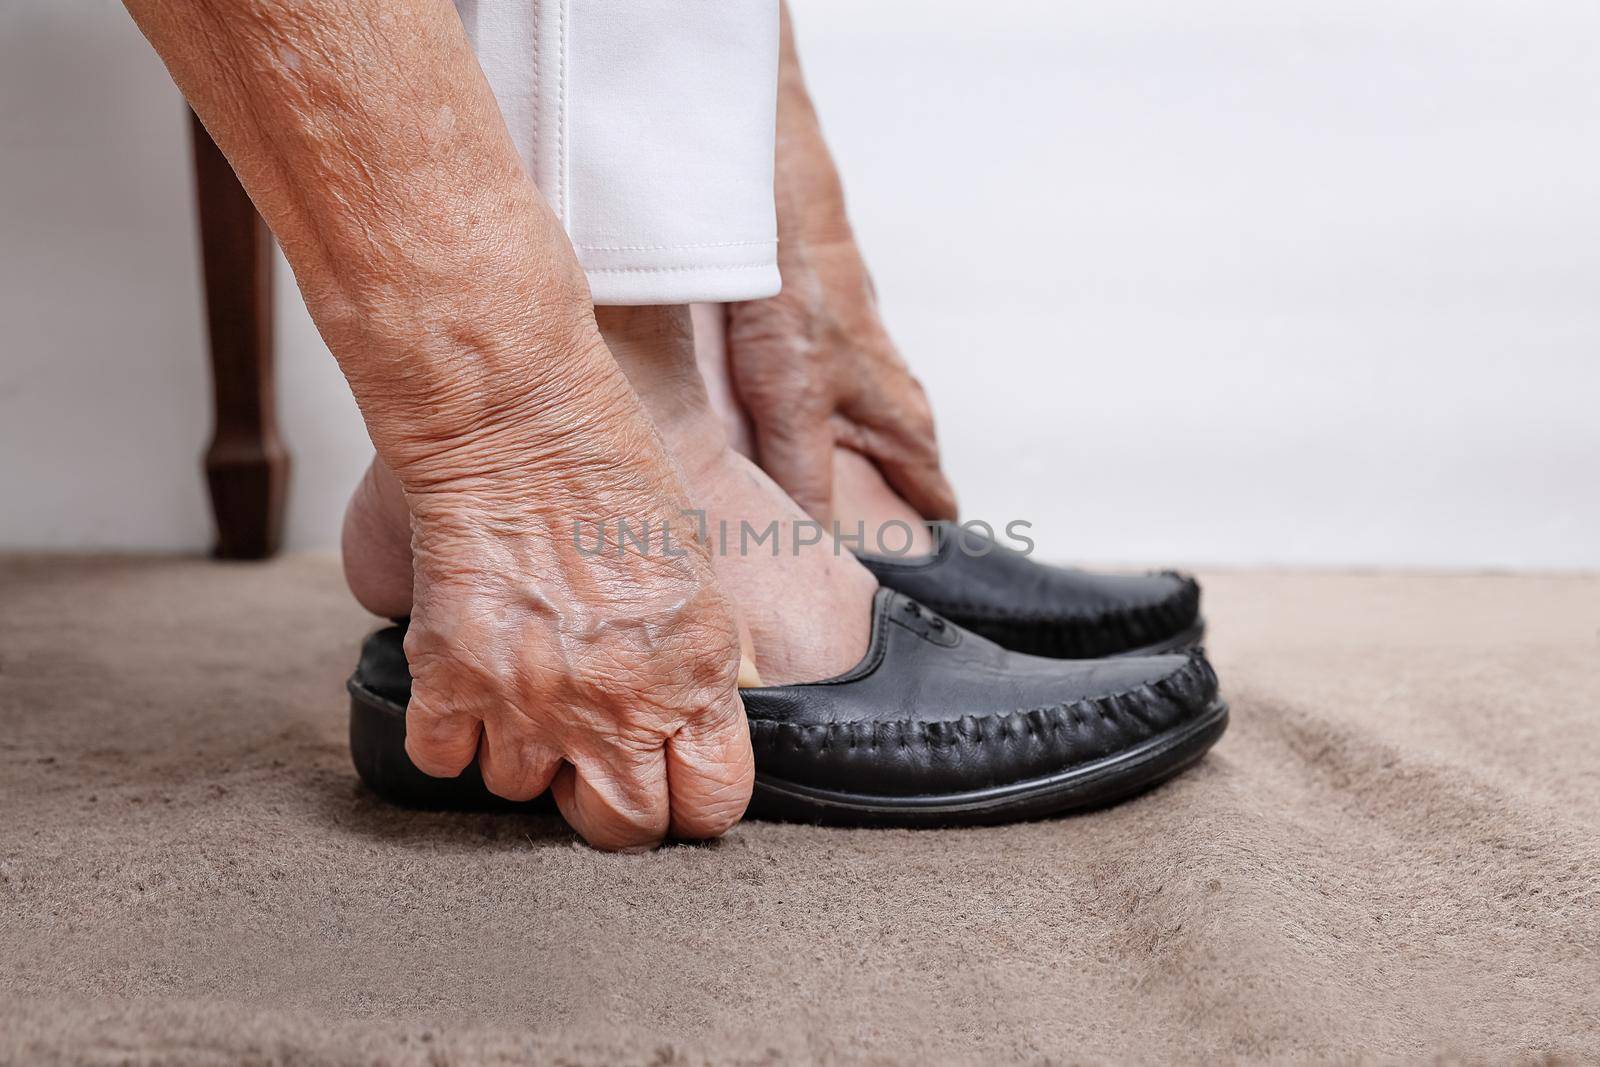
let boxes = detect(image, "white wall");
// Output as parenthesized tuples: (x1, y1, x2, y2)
(2, 0, 1596, 568)
(0, 0, 370, 553)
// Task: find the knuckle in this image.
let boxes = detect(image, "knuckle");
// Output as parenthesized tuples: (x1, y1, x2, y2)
(486, 775, 541, 803)
(479, 763, 518, 799)
(674, 778, 752, 840)
(587, 795, 668, 850)
(611, 794, 669, 834)
(478, 742, 542, 800)
(679, 805, 743, 840)
(896, 415, 942, 462)
(590, 826, 664, 853)
(694, 689, 750, 738)
(903, 390, 938, 436)
(404, 726, 472, 777)
(406, 618, 504, 696)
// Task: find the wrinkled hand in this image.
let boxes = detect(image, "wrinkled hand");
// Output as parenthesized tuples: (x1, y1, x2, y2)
(725, 239, 957, 527)
(394, 359, 753, 851)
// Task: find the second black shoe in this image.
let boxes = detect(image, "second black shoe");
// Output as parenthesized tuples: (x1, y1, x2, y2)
(857, 522, 1204, 659)
(348, 589, 1227, 828)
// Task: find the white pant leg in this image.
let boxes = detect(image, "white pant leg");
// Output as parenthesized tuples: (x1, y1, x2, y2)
(456, 0, 781, 305)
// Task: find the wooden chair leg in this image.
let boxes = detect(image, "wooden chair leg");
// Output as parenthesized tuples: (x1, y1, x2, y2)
(190, 109, 288, 559)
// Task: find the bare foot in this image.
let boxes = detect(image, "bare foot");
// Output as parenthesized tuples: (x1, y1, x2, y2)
(689, 302, 754, 457)
(598, 306, 876, 685)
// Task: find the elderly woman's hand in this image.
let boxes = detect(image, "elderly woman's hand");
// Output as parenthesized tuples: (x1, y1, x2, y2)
(122, 0, 754, 849)
(394, 345, 753, 849)
(723, 1, 957, 529)
(726, 240, 956, 528)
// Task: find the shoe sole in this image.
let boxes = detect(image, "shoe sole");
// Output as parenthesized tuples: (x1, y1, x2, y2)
(745, 697, 1228, 828)
(349, 681, 1225, 826)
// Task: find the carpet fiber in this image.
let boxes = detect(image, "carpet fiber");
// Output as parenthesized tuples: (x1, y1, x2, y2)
(2, 554, 1597, 1064)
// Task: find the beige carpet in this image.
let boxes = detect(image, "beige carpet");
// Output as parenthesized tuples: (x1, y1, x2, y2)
(1, 554, 1597, 1065)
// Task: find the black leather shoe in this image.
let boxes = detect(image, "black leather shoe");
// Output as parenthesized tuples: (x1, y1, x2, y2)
(347, 590, 1226, 827)
(857, 522, 1204, 659)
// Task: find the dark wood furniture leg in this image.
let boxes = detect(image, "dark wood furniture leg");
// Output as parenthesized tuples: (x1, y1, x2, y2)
(190, 109, 288, 559)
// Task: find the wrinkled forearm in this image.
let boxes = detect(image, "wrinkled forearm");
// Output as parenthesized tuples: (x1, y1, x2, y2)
(773, 1, 853, 250)
(124, 0, 626, 488)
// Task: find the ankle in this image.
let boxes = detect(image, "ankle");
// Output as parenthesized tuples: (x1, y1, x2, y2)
(596, 304, 732, 475)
